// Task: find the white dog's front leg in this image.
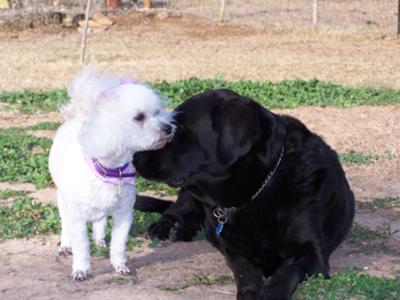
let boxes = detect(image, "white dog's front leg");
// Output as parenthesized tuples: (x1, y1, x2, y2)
(110, 208, 133, 275)
(57, 190, 72, 256)
(92, 217, 107, 248)
(69, 217, 90, 281)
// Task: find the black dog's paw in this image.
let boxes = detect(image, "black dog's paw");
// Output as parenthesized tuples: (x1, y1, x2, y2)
(258, 287, 290, 300)
(146, 220, 174, 240)
(237, 290, 258, 300)
(169, 223, 198, 242)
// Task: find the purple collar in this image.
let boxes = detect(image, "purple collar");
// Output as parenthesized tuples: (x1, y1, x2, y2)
(87, 157, 136, 185)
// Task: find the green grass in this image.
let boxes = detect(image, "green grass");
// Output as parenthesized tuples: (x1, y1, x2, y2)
(160, 273, 233, 291)
(0, 127, 52, 188)
(0, 126, 388, 190)
(347, 223, 399, 255)
(0, 195, 160, 256)
(90, 210, 160, 257)
(0, 126, 177, 193)
(105, 274, 138, 285)
(294, 269, 400, 300)
(357, 197, 400, 211)
(338, 150, 395, 165)
(161, 270, 400, 300)
(0, 89, 68, 114)
(136, 177, 178, 196)
(0, 189, 29, 200)
(0, 197, 60, 239)
(1, 78, 399, 114)
(26, 121, 61, 131)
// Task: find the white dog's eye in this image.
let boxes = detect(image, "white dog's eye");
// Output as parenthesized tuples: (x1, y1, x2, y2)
(154, 110, 160, 116)
(134, 113, 146, 122)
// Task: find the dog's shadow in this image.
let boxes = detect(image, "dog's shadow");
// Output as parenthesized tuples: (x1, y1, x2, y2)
(128, 240, 217, 270)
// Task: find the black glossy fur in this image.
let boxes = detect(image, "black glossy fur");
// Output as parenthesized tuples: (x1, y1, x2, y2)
(134, 89, 355, 300)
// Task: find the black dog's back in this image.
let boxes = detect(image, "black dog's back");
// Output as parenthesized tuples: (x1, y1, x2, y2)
(281, 115, 355, 254)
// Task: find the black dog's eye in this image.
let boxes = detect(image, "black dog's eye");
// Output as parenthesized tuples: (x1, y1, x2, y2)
(134, 113, 146, 122)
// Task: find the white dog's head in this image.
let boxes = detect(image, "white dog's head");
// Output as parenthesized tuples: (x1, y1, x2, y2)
(63, 67, 174, 161)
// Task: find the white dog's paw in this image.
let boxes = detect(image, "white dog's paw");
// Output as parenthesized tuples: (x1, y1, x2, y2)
(71, 270, 88, 281)
(115, 265, 132, 276)
(58, 246, 72, 256)
(95, 239, 107, 248)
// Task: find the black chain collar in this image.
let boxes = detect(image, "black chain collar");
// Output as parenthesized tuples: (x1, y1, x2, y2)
(213, 146, 285, 236)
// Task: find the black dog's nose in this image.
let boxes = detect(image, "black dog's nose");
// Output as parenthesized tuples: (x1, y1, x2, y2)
(163, 124, 173, 135)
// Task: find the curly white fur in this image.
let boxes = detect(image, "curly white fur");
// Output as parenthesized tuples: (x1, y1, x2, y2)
(49, 67, 174, 281)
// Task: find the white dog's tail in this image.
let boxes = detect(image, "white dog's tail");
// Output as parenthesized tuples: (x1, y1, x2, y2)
(62, 67, 120, 119)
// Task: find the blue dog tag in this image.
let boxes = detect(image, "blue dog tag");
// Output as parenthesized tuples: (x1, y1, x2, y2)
(215, 222, 224, 236)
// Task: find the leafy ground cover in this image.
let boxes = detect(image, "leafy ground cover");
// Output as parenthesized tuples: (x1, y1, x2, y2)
(294, 269, 400, 300)
(1, 79, 399, 114)
(0, 125, 393, 190)
(0, 194, 160, 256)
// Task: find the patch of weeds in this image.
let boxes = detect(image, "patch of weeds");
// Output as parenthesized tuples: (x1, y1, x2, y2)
(366, 20, 379, 26)
(339, 150, 380, 165)
(347, 223, 399, 255)
(131, 211, 160, 236)
(2, 79, 400, 114)
(0, 197, 60, 239)
(160, 286, 181, 292)
(0, 189, 29, 200)
(106, 275, 127, 285)
(26, 122, 61, 131)
(294, 268, 400, 300)
(160, 273, 233, 291)
(0, 89, 68, 114)
(193, 228, 206, 241)
(153, 78, 400, 109)
(357, 198, 400, 211)
(348, 223, 390, 243)
(0, 127, 52, 188)
(0, 194, 161, 256)
(90, 211, 160, 257)
(136, 177, 178, 196)
(0, 127, 175, 195)
(185, 273, 233, 286)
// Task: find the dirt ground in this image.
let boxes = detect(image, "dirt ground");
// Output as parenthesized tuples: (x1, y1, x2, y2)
(1, 3, 400, 300)
(1, 1, 400, 92)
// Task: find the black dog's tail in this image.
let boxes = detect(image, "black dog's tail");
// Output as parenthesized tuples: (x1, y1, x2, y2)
(134, 195, 173, 213)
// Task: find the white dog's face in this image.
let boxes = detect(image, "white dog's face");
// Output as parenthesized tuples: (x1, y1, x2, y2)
(79, 83, 174, 160)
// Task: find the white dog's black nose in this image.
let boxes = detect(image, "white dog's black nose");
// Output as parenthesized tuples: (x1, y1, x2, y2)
(163, 124, 173, 135)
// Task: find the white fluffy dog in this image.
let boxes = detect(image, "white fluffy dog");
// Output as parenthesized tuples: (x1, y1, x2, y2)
(49, 67, 174, 281)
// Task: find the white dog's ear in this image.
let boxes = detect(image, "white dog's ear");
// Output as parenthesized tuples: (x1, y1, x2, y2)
(96, 89, 119, 103)
(63, 66, 120, 118)
(79, 113, 122, 159)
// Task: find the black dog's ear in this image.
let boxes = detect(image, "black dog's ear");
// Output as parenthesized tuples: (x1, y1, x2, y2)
(212, 97, 263, 166)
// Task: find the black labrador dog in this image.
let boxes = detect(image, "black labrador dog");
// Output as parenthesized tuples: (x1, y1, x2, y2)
(133, 89, 355, 300)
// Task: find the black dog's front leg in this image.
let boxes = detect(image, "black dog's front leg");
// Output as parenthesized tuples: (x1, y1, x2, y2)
(260, 253, 328, 300)
(147, 189, 204, 241)
(225, 251, 263, 300)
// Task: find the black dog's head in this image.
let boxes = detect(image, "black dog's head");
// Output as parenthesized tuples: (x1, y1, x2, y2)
(134, 89, 285, 190)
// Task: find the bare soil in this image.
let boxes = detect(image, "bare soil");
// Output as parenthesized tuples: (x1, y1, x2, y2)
(1, 3, 400, 299)
(1, 3, 400, 92)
